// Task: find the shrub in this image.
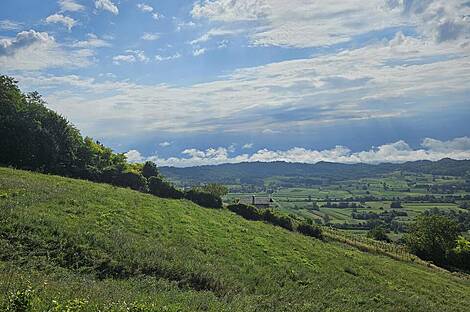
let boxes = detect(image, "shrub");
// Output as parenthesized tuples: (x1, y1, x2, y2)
(297, 223, 323, 239)
(404, 215, 460, 266)
(227, 204, 262, 221)
(142, 161, 159, 179)
(448, 236, 470, 271)
(6, 286, 34, 312)
(367, 226, 391, 242)
(184, 189, 222, 209)
(148, 176, 184, 199)
(114, 171, 148, 191)
(261, 209, 294, 231)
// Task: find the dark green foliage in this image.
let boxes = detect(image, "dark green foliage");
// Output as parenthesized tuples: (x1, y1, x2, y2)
(142, 161, 159, 179)
(423, 208, 470, 232)
(405, 216, 460, 267)
(447, 236, 470, 271)
(367, 226, 391, 242)
(184, 189, 222, 209)
(6, 286, 34, 312)
(297, 223, 323, 239)
(0, 77, 85, 175)
(262, 209, 294, 231)
(227, 204, 321, 238)
(227, 204, 262, 221)
(197, 183, 228, 198)
(148, 176, 184, 199)
(0, 75, 147, 192)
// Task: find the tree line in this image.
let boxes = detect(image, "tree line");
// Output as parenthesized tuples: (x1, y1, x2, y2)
(0, 75, 223, 208)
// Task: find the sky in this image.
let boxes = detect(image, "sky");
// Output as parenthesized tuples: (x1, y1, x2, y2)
(1, 0, 470, 167)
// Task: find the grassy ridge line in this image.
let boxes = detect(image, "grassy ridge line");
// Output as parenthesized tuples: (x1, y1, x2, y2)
(1, 167, 470, 311)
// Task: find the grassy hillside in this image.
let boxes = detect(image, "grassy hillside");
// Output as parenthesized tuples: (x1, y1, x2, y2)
(1, 168, 469, 311)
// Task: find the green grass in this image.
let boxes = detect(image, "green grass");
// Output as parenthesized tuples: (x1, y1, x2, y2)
(1, 167, 469, 311)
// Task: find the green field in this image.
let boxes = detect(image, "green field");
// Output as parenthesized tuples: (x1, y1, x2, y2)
(1, 167, 470, 311)
(228, 172, 470, 239)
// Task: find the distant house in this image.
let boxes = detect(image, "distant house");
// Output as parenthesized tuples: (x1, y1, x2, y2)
(239, 195, 273, 209)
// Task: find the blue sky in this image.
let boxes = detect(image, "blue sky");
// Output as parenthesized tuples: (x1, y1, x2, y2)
(1, 0, 470, 166)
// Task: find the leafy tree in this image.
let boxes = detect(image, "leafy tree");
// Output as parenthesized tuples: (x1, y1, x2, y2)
(184, 189, 222, 209)
(405, 215, 460, 266)
(390, 201, 402, 209)
(367, 226, 390, 242)
(448, 236, 470, 271)
(148, 176, 184, 199)
(142, 161, 159, 179)
(297, 223, 323, 239)
(198, 183, 228, 198)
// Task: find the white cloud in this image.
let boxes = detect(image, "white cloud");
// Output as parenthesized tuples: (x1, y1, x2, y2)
(95, 0, 118, 15)
(124, 150, 144, 163)
(190, 0, 470, 47)
(72, 33, 111, 48)
(113, 50, 148, 64)
(159, 141, 171, 147)
(141, 32, 160, 41)
(262, 129, 280, 134)
(59, 0, 85, 12)
(12, 29, 469, 138)
(113, 54, 135, 64)
(193, 48, 206, 56)
(191, 0, 270, 22)
(137, 3, 153, 13)
(155, 52, 181, 62)
(190, 27, 243, 45)
(45, 14, 77, 31)
(0, 19, 23, 31)
(0, 30, 92, 70)
(128, 137, 470, 167)
(152, 12, 164, 20)
(242, 143, 254, 149)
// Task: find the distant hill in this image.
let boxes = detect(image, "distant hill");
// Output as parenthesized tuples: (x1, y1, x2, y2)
(160, 158, 470, 186)
(1, 167, 469, 311)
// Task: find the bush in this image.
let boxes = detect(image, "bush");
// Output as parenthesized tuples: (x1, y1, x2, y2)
(367, 226, 391, 242)
(142, 161, 159, 179)
(6, 286, 34, 312)
(404, 215, 460, 266)
(448, 236, 470, 271)
(297, 223, 323, 239)
(227, 204, 262, 221)
(390, 201, 403, 209)
(148, 176, 184, 199)
(184, 189, 222, 209)
(114, 171, 148, 191)
(262, 209, 294, 231)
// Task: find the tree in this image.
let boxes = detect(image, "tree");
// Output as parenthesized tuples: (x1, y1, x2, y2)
(148, 176, 183, 199)
(184, 189, 222, 209)
(198, 183, 228, 198)
(405, 215, 460, 266)
(390, 201, 402, 209)
(142, 161, 159, 179)
(367, 226, 390, 242)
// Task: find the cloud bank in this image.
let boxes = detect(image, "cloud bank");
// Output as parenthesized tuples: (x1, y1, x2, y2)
(125, 137, 470, 167)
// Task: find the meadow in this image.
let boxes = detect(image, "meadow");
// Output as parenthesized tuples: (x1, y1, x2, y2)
(1, 167, 469, 311)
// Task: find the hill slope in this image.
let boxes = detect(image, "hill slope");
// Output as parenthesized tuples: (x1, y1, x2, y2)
(160, 158, 470, 185)
(0, 168, 469, 311)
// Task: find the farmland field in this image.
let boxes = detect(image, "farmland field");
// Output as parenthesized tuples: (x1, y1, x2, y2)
(227, 172, 470, 240)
